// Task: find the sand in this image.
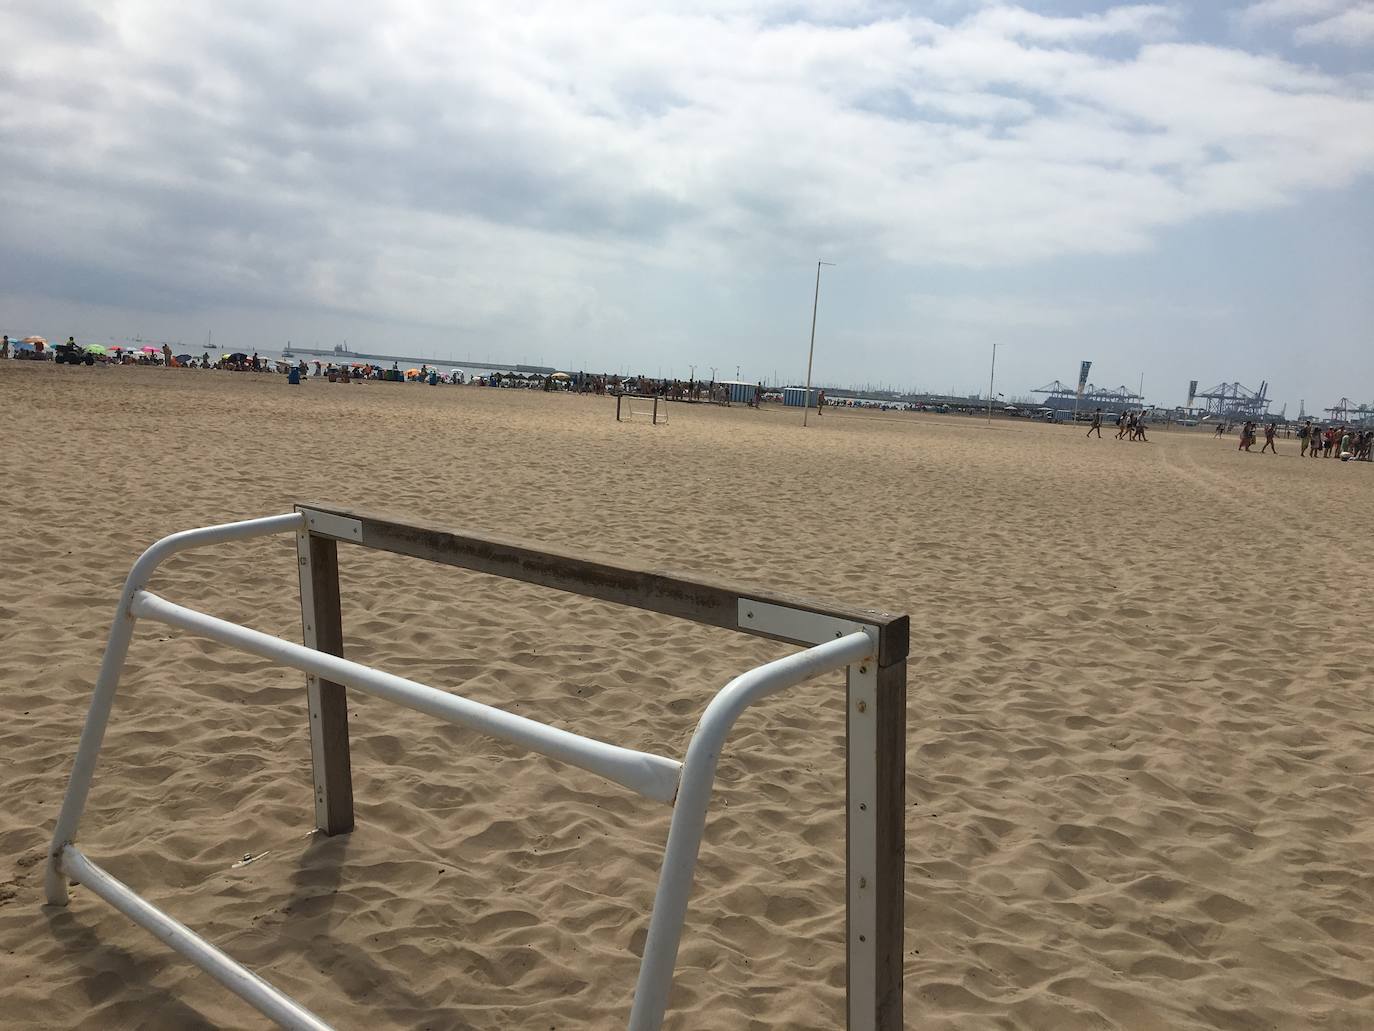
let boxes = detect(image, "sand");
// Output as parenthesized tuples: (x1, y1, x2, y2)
(1, 361, 1371, 1030)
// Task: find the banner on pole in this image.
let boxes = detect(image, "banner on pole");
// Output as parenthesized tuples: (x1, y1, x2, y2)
(1076, 361, 1092, 399)
(1186, 379, 1198, 409)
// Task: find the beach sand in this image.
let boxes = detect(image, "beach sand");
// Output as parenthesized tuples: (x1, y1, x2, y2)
(1, 362, 1371, 1029)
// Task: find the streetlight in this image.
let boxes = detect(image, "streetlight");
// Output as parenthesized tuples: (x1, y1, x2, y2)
(986, 342, 1004, 425)
(803, 260, 836, 427)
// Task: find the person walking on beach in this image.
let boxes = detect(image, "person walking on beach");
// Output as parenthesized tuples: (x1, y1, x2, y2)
(1, 335, 8, 360)
(1116, 411, 1129, 439)
(1213, 421, 1226, 438)
(1260, 422, 1277, 454)
(161, 343, 173, 368)
(1087, 407, 1102, 438)
(1299, 420, 1312, 456)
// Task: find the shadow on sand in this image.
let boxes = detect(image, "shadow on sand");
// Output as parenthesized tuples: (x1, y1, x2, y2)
(285, 830, 477, 1030)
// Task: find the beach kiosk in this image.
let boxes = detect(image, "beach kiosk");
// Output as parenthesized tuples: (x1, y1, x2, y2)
(783, 386, 817, 407)
(721, 380, 755, 404)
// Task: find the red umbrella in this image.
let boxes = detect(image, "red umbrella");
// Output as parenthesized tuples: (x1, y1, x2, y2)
(141, 346, 160, 354)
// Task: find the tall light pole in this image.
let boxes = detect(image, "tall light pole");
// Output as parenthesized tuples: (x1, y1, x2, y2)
(986, 342, 1003, 425)
(803, 260, 836, 427)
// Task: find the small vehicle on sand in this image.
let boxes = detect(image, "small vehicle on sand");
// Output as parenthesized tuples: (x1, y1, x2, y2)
(54, 341, 95, 365)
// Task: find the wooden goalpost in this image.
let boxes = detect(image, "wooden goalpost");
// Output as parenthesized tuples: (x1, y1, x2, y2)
(44, 503, 908, 1030)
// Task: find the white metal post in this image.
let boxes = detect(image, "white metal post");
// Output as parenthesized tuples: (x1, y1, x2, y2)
(44, 602, 140, 904)
(846, 658, 879, 1031)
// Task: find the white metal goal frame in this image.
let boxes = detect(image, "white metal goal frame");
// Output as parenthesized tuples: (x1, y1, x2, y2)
(616, 392, 668, 425)
(44, 503, 908, 1030)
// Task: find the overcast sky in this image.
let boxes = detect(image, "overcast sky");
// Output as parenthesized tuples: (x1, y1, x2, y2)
(2, 0, 1371, 410)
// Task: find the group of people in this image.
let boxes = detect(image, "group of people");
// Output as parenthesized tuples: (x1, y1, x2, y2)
(1084, 407, 1149, 441)
(1297, 420, 1372, 460)
(1235, 421, 1279, 452)
(1225, 418, 1371, 460)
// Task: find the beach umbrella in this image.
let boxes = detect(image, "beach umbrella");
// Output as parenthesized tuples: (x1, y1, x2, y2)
(175, 353, 192, 363)
(140, 345, 159, 354)
(14, 340, 35, 350)
(23, 336, 46, 345)
(550, 372, 570, 380)
(85, 344, 108, 355)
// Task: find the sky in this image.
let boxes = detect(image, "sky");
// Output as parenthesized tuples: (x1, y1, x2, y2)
(1, 0, 1371, 411)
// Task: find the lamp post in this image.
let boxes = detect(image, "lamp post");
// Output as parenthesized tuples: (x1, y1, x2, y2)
(986, 342, 1003, 425)
(803, 260, 836, 427)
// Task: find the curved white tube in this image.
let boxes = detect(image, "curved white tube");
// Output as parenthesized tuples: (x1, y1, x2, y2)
(628, 630, 874, 1030)
(45, 512, 306, 905)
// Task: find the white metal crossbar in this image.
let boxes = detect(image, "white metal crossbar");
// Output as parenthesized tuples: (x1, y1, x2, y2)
(43, 511, 887, 1030)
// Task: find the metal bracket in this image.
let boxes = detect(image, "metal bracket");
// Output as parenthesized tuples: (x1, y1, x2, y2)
(738, 598, 876, 651)
(296, 530, 330, 831)
(298, 509, 362, 543)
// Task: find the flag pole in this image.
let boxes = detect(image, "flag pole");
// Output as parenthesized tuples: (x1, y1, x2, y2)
(802, 261, 834, 427)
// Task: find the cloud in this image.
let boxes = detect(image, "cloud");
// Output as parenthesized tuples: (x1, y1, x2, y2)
(1295, 4, 1374, 43)
(1238, 0, 1351, 24)
(1237, 0, 1374, 45)
(1, 0, 1373, 343)
(965, 4, 1181, 42)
